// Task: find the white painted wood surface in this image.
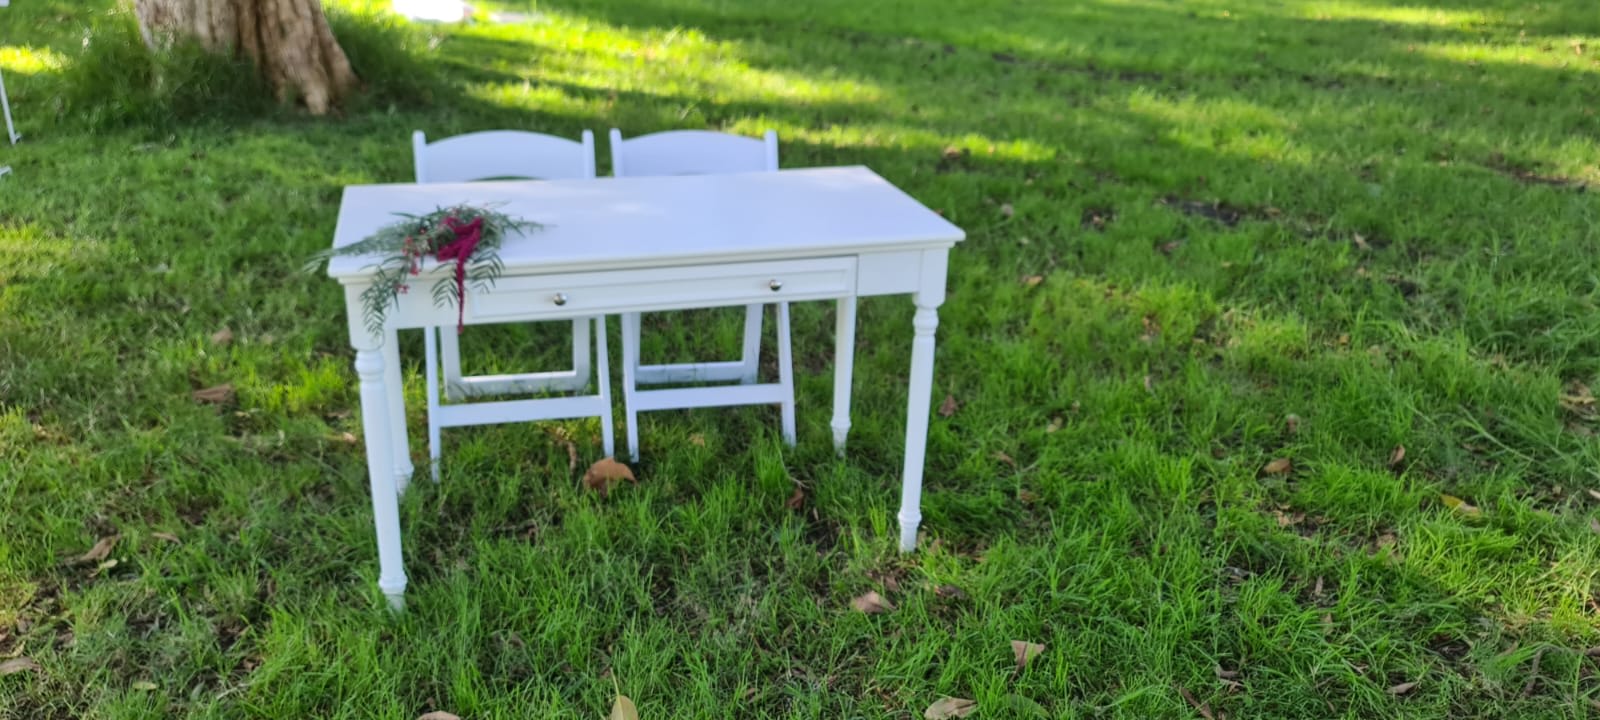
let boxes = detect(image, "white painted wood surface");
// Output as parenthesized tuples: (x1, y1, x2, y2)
(330, 167, 964, 608)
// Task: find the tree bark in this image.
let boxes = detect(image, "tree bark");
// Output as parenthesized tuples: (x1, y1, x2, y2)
(133, 0, 358, 115)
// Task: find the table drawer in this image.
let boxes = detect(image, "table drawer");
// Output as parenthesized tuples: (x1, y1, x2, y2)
(468, 257, 857, 321)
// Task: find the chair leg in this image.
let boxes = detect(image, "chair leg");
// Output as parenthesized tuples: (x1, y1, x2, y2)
(621, 312, 642, 461)
(594, 316, 616, 458)
(383, 327, 413, 495)
(424, 326, 443, 483)
(776, 302, 796, 447)
(0, 66, 16, 145)
(740, 304, 763, 384)
(571, 318, 593, 392)
(439, 326, 464, 401)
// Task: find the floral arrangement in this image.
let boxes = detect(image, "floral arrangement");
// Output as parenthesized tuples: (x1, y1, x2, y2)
(311, 205, 540, 336)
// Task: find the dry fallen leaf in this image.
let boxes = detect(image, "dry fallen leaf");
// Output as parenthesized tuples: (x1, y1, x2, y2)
(1262, 457, 1293, 475)
(0, 657, 40, 675)
(935, 584, 968, 600)
(688, 433, 706, 447)
(1588, 489, 1600, 502)
(210, 328, 234, 345)
(74, 535, 119, 565)
(992, 451, 1016, 467)
(1285, 414, 1301, 434)
(582, 457, 637, 496)
(192, 384, 235, 404)
(1000, 203, 1015, 218)
(151, 532, 180, 544)
(1021, 275, 1044, 288)
(1017, 489, 1039, 504)
(1046, 416, 1063, 433)
(938, 394, 958, 418)
(1440, 494, 1481, 517)
(1589, 517, 1600, 535)
(1177, 686, 1215, 720)
(417, 712, 462, 720)
(851, 591, 894, 614)
(1388, 444, 1406, 469)
(1011, 640, 1045, 670)
(784, 487, 806, 511)
(924, 696, 978, 719)
(609, 694, 640, 720)
(1388, 680, 1419, 696)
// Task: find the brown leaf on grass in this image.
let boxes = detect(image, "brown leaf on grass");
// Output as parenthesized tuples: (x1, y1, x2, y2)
(1388, 444, 1406, 469)
(1387, 680, 1419, 696)
(1589, 517, 1600, 534)
(1588, 488, 1600, 502)
(852, 591, 894, 614)
(0, 657, 40, 675)
(608, 696, 640, 720)
(1313, 575, 1325, 597)
(210, 328, 234, 345)
(1216, 665, 1240, 680)
(1440, 494, 1481, 517)
(417, 710, 461, 719)
(1020, 275, 1044, 288)
(1000, 203, 1015, 218)
(992, 451, 1016, 467)
(192, 384, 235, 404)
(1285, 414, 1301, 434)
(1046, 416, 1063, 433)
(73, 535, 119, 565)
(1011, 640, 1045, 670)
(1177, 686, 1215, 720)
(784, 487, 806, 511)
(1561, 382, 1596, 412)
(1352, 233, 1371, 251)
(582, 457, 637, 496)
(151, 532, 180, 544)
(935, 585, 968, 600)
(1261, 458, 1293, 475)
(923, 697, 977, 719)
(688, 433, 706, 447)
(1143, 375, 1155, 393)
(1273, 510, 1305, 528)
(939, 394, 958, 418)
(1017, 489, 1039, 504)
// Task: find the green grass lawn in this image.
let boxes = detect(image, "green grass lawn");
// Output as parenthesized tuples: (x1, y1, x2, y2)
(4, 0, 1600, 716)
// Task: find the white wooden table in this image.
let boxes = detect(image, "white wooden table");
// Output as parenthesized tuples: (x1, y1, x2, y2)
(327, 166, 965, 608)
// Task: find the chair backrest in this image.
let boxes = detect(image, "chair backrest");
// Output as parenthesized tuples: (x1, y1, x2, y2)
(413, 129, 596, 183)
(608, 129, 779, 178)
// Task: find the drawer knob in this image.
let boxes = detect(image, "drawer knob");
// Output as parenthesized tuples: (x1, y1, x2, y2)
(552, 292, 569, 306)
(768, 279, 783, 292)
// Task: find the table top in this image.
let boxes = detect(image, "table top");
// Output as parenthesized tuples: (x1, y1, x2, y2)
(327, 166, 964, 281)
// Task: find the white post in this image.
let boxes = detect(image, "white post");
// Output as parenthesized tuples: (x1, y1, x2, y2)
(898, 250, 948, 552)
(739, 304, 764, 384)
(776, 303, 796, 446)
(352, 316, 409, 610)
(830, 297, 857, 455)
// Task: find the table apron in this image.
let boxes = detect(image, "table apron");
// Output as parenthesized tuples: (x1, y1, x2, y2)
(365, 250, 929, 330)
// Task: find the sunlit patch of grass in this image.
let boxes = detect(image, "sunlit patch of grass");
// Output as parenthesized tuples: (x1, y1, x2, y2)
(0, 45, 67, 75)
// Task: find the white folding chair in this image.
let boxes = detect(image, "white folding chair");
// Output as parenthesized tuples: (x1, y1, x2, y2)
(609, 129, 794, 460)
(0, 0, 17, 178)
(412, 129, 613, 478)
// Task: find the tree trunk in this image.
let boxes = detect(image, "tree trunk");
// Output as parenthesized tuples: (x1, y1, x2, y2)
(133, 0, 358, 115)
